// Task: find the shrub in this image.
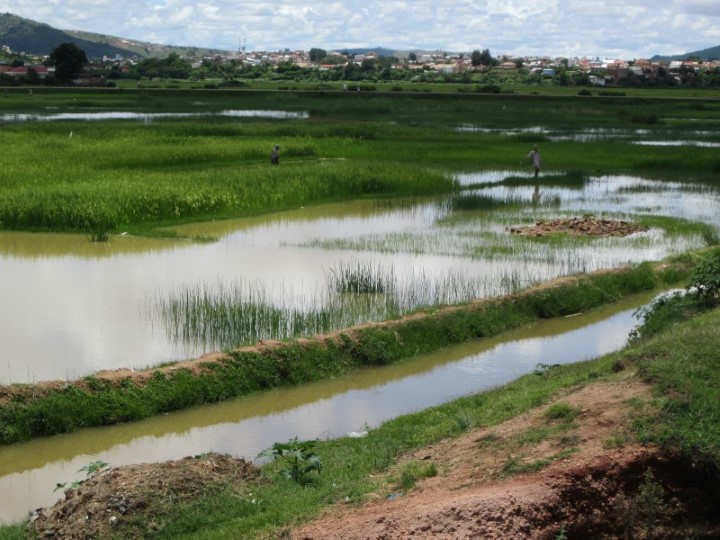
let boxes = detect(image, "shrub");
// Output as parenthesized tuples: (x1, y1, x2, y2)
(687, 248, 720, 300)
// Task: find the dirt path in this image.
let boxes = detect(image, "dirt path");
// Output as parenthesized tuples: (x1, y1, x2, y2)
(291, 378, 717, 540)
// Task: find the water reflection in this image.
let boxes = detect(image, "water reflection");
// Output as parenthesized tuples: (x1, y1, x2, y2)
(455, 124, 720, 145)
(632, 141, 720, 148)
(0, 292, 651, 523)
(0, 110, 309, 122)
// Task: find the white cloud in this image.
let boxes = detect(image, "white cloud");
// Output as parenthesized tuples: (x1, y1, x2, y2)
(0, 0, 718, 57)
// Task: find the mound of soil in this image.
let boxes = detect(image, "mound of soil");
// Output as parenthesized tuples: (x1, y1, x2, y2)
(510, 216, 648, 237)
(31, 454, 259, 539)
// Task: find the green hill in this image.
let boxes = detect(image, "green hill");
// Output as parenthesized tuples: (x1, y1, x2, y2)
(0, 13, 229, 60)
(0, 13, 130, 59)
(652, 44, 720, 62)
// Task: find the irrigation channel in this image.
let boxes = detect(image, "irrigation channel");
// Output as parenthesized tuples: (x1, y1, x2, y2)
(1, 172, 719, 385)
(0, 289, 664, 523)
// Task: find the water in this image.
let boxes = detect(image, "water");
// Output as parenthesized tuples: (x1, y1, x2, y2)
(1, 177, 718, 385)
(0, 110, 309, 122)
(0, 291, 651, 523)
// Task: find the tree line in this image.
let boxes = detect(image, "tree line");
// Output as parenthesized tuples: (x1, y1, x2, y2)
(3, 42, 720, 90)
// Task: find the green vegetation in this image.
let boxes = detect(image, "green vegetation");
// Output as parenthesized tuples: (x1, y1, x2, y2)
(0, 257, 718, 537)
(258, 438, 323, 486)
(1, 90, 720, 238)
(1, 88, 719, 536)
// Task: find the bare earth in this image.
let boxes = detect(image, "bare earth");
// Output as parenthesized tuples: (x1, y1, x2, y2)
(509, 216, 649, 237)
(291, 378, 710, 540)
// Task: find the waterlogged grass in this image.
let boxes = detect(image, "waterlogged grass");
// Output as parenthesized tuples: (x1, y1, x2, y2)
(151, 277, 401, 349)
(2, 91, 720, 236)
(150, 259, 526, 350)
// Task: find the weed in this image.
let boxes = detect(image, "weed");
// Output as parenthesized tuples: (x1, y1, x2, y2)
(687, 247, 720, 300)
(395, 461, 438, 490)
(259, 438, 323, 486)
(501, 455, 549, 475)
(454, 409, 474, 432)
(543, 403, 581, 423)
(54, 460, 110, 492)
(612, 468, 665, 540)
(603, 433, 631, 449)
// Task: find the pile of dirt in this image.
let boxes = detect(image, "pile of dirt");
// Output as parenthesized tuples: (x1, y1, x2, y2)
(31, 453, 259, 539)
(509, 216, 649, 237)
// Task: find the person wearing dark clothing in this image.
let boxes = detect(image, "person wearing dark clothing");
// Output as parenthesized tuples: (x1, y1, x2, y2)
(271, 145, 280, 165)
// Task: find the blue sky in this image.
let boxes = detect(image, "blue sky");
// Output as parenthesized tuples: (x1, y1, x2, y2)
(2, 0, 719, 58)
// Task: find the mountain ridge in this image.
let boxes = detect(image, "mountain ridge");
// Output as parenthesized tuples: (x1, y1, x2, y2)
(0, 13, 228, 60)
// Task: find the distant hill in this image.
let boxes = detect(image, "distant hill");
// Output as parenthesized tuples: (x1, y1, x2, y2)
(0, 13, 229, 60)
(0, 13, 129, 59)
(652, 44, 720, 62)
(63, 30, 229, 60)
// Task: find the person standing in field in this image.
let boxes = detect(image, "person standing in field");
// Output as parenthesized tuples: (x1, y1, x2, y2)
(271, 145, 280, 165)
(527, 144, 542, 179)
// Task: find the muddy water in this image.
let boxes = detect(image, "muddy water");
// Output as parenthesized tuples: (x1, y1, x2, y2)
(0, 290, 655, 523)
(1, 177, 718, 385)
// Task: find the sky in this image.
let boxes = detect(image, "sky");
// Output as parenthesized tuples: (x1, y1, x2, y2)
(2, 0, 720, 59)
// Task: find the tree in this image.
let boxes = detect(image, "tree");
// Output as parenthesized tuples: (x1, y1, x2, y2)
(471, 49, 482, 67)
(49, 42, 88, 83)
(309, 48, 327, 63)
(479, 48, 495, 66)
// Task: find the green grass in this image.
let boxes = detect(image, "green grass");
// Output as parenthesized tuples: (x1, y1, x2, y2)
(82, 306, 720, 539)
(2, 89, 720, 236)
(1, 88, 720, 536)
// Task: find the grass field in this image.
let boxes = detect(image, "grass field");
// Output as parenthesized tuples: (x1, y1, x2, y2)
(1, 88, 719, 237)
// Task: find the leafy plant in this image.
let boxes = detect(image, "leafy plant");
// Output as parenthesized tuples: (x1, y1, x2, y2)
(54, 460, 110, 492)
(259, 438, 323, 485)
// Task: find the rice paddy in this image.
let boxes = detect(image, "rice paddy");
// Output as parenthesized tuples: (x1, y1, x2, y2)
(144, 172, 718, 353)
(1, 90, 720, 383)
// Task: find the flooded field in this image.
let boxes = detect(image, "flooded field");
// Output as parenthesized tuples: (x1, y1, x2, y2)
(2, 99, 720, 527)
(0, 292, 656, 523)
(1, 173, 718, 385)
